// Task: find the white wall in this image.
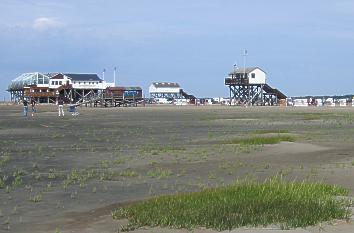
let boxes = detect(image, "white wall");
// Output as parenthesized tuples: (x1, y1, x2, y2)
(71, 82, 107, 89)
(174, 98, 188, 105)
(248, 68, 266, 84)
(338, 99, 347, 106)
(149, 84, 180, 94)
(293, 99, 308, 107)
(49, 76, 70, 88)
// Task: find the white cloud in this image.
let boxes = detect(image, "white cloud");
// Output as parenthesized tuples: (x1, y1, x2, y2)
(32, 17, 64, 31)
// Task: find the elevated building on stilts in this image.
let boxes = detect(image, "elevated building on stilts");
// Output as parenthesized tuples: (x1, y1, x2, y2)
(7, 72, 112, 104)
(225, 67, 286, 106)
(8, 72, 144, 107)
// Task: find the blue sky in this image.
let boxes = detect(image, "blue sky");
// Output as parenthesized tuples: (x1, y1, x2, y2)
(1, 0, 354, 99)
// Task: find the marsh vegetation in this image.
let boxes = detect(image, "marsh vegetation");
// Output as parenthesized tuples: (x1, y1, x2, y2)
(113, 178, 350, 231)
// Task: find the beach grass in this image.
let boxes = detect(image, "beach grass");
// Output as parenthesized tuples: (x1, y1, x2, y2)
(229, 135, 295, 145)
(112, 178, 350, 231)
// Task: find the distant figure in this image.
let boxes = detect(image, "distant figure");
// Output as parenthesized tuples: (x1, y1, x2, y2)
(69, 99, 79, 116)
(23, 99, 28, 117)
(69, 104, 79, 116)
(31, 98, 37, 117)
(58, 97, 65, 117)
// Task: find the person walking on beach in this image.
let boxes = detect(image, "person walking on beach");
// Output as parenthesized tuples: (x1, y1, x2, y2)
(30, 98, 37, 117)
(58, 97, 65, 117)
(23, 98, 29, 117)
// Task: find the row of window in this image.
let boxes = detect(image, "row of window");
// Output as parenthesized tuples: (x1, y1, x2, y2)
(51, 81, 63, 85)
(233, 73, 256, 78)
(50, 81, 100, 85)
(31, 89, 49, 93)
(73, 81, 100, 85)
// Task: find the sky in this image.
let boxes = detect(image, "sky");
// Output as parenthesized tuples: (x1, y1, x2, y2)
(1, 0, 354, 100)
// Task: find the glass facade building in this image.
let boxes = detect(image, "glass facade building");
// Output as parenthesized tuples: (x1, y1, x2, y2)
(8, 72, 50, 91)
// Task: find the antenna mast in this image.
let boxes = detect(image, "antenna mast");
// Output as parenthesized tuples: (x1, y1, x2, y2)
(243, 49, 247, 79)
(114, 67, 117, 87)
(102, 68, 106, 81)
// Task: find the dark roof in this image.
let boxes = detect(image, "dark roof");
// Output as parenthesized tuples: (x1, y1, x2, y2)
(263, 84, 287, 99)
(152, 82, 180, 88)
(49, 73, 64, 79)
(64, 73, 102, 81)
(108, 86, 142, 91)
(229, 67, 266, 75)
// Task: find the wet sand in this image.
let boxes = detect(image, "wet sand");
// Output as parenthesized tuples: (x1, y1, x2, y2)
(1, 105, 354, 233)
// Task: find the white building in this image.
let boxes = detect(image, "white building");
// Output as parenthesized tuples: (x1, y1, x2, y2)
(293, 99, 308, 107)
(48, 73, 114, 89)
(149, 82, 181, 99)
(8, 72, 114, 103)
(228, 67, 266, 84)
(174, 98, 188, 105)
(337, 99, 347, 107)
(324, 98, 335, 107)
(225, 66, 286, 106)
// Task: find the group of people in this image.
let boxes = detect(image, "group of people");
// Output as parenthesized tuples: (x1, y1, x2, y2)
(22, 97, 79, 117)
(22, 98, 37, 117)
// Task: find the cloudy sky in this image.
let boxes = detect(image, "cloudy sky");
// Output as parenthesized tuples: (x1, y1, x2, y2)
(1, 0, 354, 99)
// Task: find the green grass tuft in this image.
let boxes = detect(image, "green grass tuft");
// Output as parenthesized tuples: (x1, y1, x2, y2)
(229, 135, 295, 145)
(253, 129, 290, 134)
(112, 178, 350, 231)
(120, 169, 139, 177)
(147, 168, 173, 179)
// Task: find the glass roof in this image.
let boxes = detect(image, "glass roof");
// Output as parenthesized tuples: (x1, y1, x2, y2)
(8, 72, 50, 91)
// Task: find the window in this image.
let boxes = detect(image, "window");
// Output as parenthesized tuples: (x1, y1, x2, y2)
(251, 73, 256, 78)
(52, 81, 55, 85)
(55, 81, 58, 85)
(38, 74, 44, 84)
(83, 82, 86, 84)
(59, 81, 62, 85)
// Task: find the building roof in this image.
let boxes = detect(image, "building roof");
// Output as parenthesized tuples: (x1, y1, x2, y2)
(229, 67, 266, 75)
(107, 86, 142, 91)
(64, 73, 102, 81)
(263, 84, 287, 99)
(8, 72, 50, 91)
(49, 73, 65, 79)
(46, 73, 103, 81)
(152, 82, 180, 88)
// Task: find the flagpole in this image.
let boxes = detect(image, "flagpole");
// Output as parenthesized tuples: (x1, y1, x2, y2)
(114, 67, 116, 87)
(243, 49, 249, 105)
(243, 49, 247, 79)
